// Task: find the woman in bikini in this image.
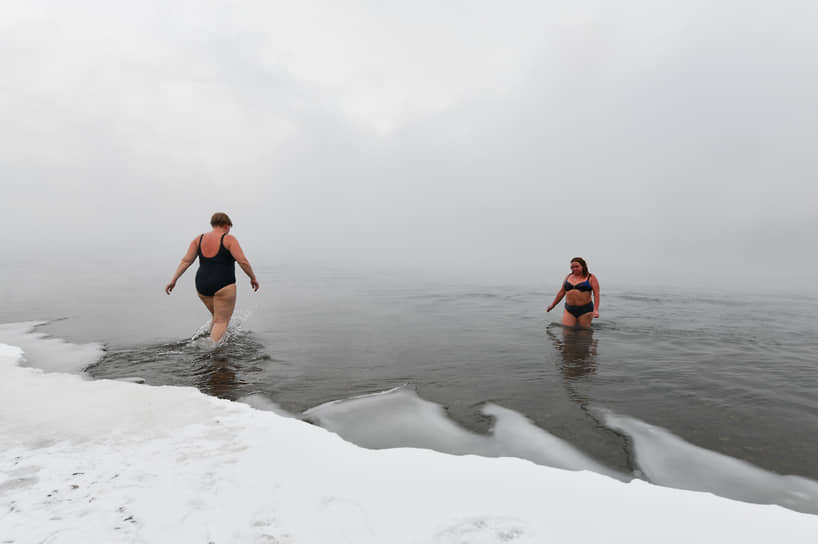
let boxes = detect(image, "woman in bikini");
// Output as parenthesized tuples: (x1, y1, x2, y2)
(546, 257, 600, 327)
(165, 212, 259, 343)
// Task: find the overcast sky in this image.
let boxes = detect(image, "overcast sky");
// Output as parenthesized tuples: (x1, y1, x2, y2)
(3, 1, 817, 291)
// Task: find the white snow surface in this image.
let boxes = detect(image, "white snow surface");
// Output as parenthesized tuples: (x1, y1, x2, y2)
(2, 334, 818, 542)
(0, 321, 104, 374)
(303, 388, 623, 479)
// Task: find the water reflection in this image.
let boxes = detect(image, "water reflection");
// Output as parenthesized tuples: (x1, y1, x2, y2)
(87, 330, 269, 401)
(547, 325, 598, 379)
(203, 357, 239, 399)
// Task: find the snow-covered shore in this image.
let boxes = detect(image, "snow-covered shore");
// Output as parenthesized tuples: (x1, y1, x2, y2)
(1, 327, 817, 543)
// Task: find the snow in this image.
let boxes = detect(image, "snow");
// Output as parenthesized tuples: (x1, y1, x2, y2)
(0, 322, 103, 374)
(604, 410, 818, 514)
(1, 327, 817, 543)
(303, 388, 622, 478)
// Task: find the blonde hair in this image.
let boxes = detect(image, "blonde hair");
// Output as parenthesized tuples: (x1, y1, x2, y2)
(210, 212, 233, 227)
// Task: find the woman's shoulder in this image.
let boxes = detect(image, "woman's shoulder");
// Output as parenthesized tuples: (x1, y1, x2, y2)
(223, 233, 239, 247)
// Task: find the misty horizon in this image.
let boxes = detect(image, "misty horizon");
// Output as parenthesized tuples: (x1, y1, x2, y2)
(3, 1, 817, 294)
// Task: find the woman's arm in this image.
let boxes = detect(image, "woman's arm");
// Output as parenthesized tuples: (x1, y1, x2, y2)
(546, 283, 567, 312)
(226, 236, 259, 291)
(591, 274, 600, 318)
(165, 239, 198, 294)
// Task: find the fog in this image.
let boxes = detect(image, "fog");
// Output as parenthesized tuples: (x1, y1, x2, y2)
(3, 1, 817, 293)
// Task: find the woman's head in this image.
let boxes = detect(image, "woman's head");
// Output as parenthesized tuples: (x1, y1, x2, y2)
(210, 212, 233, 228)
(570, 257, 589, 276)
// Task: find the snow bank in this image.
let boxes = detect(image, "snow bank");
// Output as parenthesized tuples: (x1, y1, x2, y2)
(304, 387, 622, 479)
(0, 321, 103, 374)
(604, 410, 818, 514)
(2, 341, 817, 543)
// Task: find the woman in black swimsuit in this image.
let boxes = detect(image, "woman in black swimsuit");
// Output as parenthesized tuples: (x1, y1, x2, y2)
(165, 212, 259, 343)
(546, 257, 600, 327)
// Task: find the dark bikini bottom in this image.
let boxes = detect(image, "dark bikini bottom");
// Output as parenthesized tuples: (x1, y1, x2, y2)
(565, 301, 594, 318)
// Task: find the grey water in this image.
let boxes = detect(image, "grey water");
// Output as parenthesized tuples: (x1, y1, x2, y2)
(5, 263, 818, 500)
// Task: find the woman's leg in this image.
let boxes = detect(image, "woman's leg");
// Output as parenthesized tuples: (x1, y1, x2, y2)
(197, 293, 215, 332)
(576, 312, 594, 328)
(562, 309, 578, 327)
(210, 284, 237, 343)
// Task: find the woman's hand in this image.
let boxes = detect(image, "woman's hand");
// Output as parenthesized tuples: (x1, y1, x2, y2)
(250, 278, 260, 292)
(593, 311, 600, 318)
(546, 304, 554, 312)
(166, 240, 197, 295)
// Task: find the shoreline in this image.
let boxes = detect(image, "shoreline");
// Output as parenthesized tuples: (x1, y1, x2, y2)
(2, 342, 818, 542)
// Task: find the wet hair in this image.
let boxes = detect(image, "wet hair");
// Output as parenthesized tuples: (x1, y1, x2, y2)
(210, 212, 233, 227)
(571, 257, 589, 277)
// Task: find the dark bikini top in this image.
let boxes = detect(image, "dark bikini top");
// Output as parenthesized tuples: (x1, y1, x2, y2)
(564, 275, 592, 292)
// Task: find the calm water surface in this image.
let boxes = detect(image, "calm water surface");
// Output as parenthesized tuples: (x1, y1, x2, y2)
(57, 267, 818, 484)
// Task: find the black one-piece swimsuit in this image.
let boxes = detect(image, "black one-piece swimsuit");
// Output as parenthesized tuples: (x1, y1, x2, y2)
(195, 233, 236, 296)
